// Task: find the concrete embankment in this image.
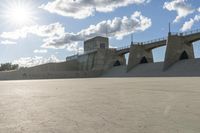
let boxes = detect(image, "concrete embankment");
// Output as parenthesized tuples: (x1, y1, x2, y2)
(102, 58, 200, 77)
(0, 61, 101, 80)
(1, 58, 200, 80)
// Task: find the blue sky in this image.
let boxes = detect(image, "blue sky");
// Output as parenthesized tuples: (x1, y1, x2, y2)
(0, 0, 200, 67)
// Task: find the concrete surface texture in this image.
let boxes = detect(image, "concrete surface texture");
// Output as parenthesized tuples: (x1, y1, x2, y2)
(164, 34, 194, 70)
(103, 58, 200, 77)
(78, 49, 125, 71)
(84, 36, 109, 52)
(0, 78, 200, 133)
(127, 39, 166, 71)
(127, 45, 153, 71)
(125, 30, 200, 71)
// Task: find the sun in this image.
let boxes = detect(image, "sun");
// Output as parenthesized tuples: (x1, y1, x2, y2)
(2, 0, 37, 27)
(9, 7, 30, 25)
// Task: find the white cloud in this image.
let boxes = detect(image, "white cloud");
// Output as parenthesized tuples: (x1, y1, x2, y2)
(39, 0, 150, 19)
(198, 7, 200, 12)
(1, 12, 151, 51)
(163, 0, 194, 23)
(42, 11, 152, 49)
(1, 22, 66, 49)
(34, 49, 48, 54)
(181, 18, 194, 31)
(1, 40, 17, 45)
(1, 22, 65, 40)
(13, 55, 60, 67)
(181, 14, 200, 31)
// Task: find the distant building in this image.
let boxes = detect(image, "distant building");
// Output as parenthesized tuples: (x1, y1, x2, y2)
(84, 36, 109, 53)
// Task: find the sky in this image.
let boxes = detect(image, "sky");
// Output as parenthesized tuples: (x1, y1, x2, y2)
(0, 0, 200, 67)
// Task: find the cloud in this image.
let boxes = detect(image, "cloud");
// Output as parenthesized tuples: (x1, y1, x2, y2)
(42, 11, 152, 49)
(1, 12, 151, 50)
(1, 40, 17, 45)
(198, 7, 200, 12)
(163, 0, 194, 23)
(181, 18, 194, 31)
(39, 0, 150, 19)
(1, 22, 65, 40)
(1, 22, 66, 49)
(13, 55, 60, 67)
(34, 49, 48, 54)
(181, 14, 200, 31)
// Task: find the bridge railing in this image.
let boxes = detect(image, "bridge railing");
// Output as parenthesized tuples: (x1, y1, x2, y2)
(116, 37, 167, 51)
(66, 54, 79, 61)
(171, 29, 200, 36)
(171, 32, 179, 36)
(116, 45, 131, 51)
(182, 29, 200, 36)
(116, 28, 200, 52)
(142, 37, 166, 45)
(66, 49, 97, 61)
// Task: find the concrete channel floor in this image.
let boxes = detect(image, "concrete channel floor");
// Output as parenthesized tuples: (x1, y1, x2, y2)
(0, 78, 200, 133)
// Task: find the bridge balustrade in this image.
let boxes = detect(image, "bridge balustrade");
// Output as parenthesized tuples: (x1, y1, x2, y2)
(170, 29, 200, 36)
(116, 45, 131, 51)
(142, 37, 166, 45)
(182, 29, 200, 36)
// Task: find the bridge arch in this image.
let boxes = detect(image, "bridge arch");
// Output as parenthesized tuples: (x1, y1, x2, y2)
(163, 34, 195, 70)
(152, 46, 166, 63)
(140, 57, 148, 64)
(192, 41, 200, 58)
(113, 60, 121, 66)
(179, 51, 189, 60)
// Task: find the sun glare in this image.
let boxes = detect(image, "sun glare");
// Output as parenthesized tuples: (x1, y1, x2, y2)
(2, 0, 36, 27)
(9, 7, 30, 25)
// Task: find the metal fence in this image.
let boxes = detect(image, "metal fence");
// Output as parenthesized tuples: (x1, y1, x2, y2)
(182, 29, 200, 36)
(171, 29, 200, 36)
(142, 37, 166, 45)
(116, 45, 131, 51)
(66, 49, 98, 61)
(116, 37, 166, 51)
(66, 54, 79, 61)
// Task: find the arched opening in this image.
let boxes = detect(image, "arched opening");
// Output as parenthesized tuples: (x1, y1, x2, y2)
(125, 53, 129, 65)
(193, 41, 200, 58)
(179, 51, 189, 60)
(140, 57, 148, 64)
(152, 46, 166, 62)
(113, 60, 121, 66)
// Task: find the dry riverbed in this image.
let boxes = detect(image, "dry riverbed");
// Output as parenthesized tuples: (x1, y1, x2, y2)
(0, 78, 200, 133)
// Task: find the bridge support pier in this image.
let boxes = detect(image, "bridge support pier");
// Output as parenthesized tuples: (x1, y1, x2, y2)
(127, 45, 153, 71)
(163, 34, 194, 70)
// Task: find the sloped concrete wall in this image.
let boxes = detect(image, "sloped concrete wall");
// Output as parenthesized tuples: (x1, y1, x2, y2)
(0, 48, 126, 80)
(0, 62, 103, 80)
(0, 60, 83, 80)
(78, 49, 126, 71)
(0, 70, 103, 80)
(127, 45, 153, 71)
(28, 60, 80, 72)
(102, 58, 200, 77)
(93, 49, 126, 71)
(163, 35, 194, 70)
(78, 52, 96, 71)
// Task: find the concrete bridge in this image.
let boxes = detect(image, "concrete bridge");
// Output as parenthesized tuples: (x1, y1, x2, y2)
(116, 38, 167, 71)
(116, 38, 166, 56)
(164, 29, 200, 70)
(116, 28, 200, 71)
